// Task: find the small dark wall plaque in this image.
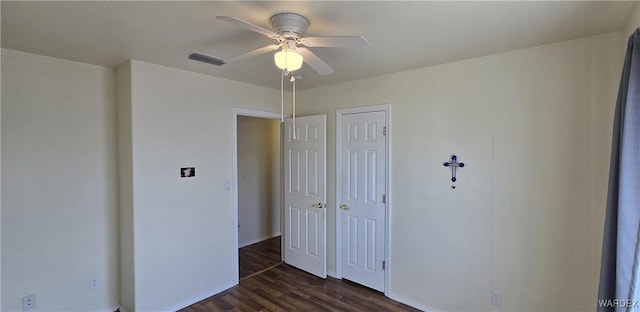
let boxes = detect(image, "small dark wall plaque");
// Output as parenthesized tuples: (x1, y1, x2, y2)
(181, 167, 195, 178)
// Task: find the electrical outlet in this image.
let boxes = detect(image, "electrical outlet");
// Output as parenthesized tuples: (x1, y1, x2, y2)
(22, 294, 36, 311)
(90, 277, 100, 290)
(491, 291, 503, 306)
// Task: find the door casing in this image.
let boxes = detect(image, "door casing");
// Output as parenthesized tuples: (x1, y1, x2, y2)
(232, 108, 286, 284)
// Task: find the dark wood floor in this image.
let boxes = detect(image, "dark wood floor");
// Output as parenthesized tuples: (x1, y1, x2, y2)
(239, 236, 282, 280)
(180, 263, 421, 312)
(180, 236, 421, 312)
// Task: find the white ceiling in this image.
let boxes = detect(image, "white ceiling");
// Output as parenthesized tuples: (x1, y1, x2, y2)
(2, 1, 635, 90)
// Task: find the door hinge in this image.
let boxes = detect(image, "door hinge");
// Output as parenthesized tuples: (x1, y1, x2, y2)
(382, 260, 386, 270)
(383, 126, 387, 136)
(382, 194, 386, 204)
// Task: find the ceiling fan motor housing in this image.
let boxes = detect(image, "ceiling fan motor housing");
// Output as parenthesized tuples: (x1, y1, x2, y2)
(270, 13, 309, 39)
(191, 12, 359, 76)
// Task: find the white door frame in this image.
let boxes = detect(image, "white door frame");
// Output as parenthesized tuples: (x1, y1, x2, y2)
(231, 107, 286, 284)
(335, 104, 392, 294)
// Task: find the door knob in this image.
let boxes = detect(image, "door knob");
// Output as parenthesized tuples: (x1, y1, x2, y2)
(313, 202, 326, 209)
(340, 204, 349, 211)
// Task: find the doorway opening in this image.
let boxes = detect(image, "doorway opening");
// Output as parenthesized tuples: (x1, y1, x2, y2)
(232, 109, 284, 282)
(232, 108, 328, 283)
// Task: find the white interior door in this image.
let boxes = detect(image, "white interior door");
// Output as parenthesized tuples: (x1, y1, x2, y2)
(283, 115, 327, 278)
(340, 110, 386, 291)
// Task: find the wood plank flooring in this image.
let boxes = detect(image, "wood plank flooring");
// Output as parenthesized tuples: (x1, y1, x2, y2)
(180, 263, 421, 312)
(180, 236, 421, 312)
(239, 236, 282, 280)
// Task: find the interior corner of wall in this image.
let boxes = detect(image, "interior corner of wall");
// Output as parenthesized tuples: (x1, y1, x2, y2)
(385, 292, 441, 312)
(624, 3, 640, 37)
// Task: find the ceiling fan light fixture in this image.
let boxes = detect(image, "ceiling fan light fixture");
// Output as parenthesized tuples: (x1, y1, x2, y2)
(274, 49, 303, 71)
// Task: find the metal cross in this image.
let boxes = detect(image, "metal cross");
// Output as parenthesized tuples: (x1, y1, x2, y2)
(443, 155, 465, 182)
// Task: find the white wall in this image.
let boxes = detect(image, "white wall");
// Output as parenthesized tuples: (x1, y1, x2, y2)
(237, 116, 281, 247)
(0, 27, 630, 312)
(1, 49, 119, 311)
(297, 32, 624, 311)
(121, 60, 281, 311)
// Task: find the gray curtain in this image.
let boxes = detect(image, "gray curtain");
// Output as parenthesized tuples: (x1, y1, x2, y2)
(599, 28, 640, 312)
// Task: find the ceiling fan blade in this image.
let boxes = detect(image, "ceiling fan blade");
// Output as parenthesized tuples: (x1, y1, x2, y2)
(298, 47, 334, 76)
(300, 36, 369, 48)
(226, 44, 280, 64)
(217, 16, 281, 39)
(189, 51, 226, 66)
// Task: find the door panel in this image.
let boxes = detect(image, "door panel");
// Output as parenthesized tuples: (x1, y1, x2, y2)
(340, 111, 386, 291)
(365, 218, 376, 271)
(284, 115, 326, 278)
(289, 206, 301, 251)
(348, 215, 358, 265)
(348, 150, 358, 200)
(366, 150, 377, 203)
(306, 210, 319, 256)
(289, 150, 300, 193)
(307, 150, 319, 196)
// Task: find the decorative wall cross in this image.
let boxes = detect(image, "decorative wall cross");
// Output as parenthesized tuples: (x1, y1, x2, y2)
(443, 155, 465, 183)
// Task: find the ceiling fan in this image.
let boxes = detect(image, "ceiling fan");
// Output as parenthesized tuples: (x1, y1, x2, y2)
(189, 13, 368, 76)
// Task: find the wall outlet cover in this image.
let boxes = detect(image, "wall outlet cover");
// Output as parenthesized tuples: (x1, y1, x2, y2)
(22, 294, 36, 311)
(90, 277, 100, 290)
(491, 291, 503, 306)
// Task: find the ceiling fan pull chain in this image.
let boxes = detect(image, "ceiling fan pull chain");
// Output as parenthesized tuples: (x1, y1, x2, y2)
(291, 75, 297, 140)
(281, 69, 285, 123)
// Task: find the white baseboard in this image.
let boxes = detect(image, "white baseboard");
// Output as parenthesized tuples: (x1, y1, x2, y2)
(386, 291, 440, 312)
(238, 233, 281, 248)
(109, 282, 237, 312)
(167, 281, 237, 312)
